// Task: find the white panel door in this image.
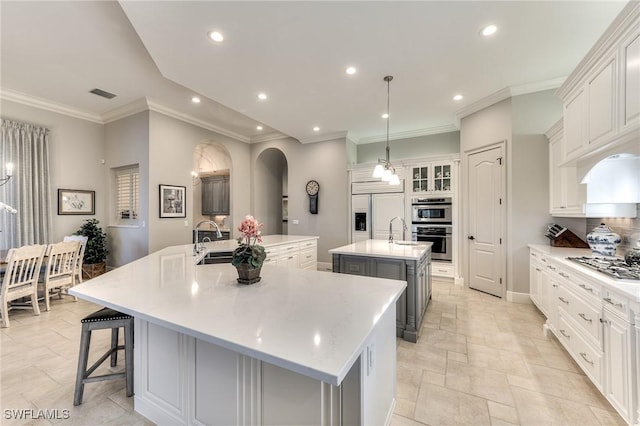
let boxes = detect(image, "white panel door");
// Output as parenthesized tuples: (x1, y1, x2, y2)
(372, 193, 404, 241)
(468, 146, 503, 297)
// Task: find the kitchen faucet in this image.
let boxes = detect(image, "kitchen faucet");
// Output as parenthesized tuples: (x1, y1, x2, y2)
(194, 220, 223, 255)
(388, 216, 408, 243)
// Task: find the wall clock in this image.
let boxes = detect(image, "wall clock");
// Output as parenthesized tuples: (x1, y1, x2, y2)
(306, 180, 319, 214)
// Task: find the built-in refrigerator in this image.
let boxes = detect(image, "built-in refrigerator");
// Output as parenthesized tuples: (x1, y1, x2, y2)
(351, 192, 405, 243)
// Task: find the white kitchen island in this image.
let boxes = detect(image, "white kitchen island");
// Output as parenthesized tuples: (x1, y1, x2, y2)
(69, 240, 405, 426)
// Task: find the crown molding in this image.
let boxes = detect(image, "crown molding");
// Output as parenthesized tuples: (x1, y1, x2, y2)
(455, 87, 512, 120)
(556, 1, 639, 100)
(356, 124, 459, 145)
(545, 118, 563, 140)
(102, 99, 149, 123)
(298, 130, 348, 144)
(146, 98, 251, 143)
(249, 131, 292, 144)
(0, 87, 103, 123)
(510, 77, 565, 97)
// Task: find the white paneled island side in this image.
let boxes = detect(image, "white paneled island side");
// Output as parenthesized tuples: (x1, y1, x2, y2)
(329, 240, 432, 343)
(69, 236, 406, 426)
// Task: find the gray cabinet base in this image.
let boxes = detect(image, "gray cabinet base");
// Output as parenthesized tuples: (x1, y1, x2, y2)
(332, 253, 430, 343)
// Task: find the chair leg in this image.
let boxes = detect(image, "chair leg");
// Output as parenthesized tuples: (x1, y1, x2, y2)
(124, 321, 134, 397)
(74, 327, 91, 406)
(1, 301, 9, 328)
(44, 287, 51, 312)
(31, 289, 40, 316)
(110, 328, 119, 367)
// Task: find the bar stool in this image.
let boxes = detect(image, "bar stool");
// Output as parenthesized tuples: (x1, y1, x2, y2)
(73, 307, 134, 406)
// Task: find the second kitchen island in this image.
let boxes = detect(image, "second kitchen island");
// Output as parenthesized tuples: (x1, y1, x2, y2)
(329, 240, 432, 343)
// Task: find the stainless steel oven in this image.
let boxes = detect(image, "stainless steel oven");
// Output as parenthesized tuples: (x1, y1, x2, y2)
(411, 197, 452, 223)
(412, 224, 452, 262)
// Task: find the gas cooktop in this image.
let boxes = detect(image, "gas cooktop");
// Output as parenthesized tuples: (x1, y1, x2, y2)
(567, 257, 640, 281)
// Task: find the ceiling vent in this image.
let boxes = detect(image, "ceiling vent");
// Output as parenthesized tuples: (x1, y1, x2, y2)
(89, 88, 116, 99)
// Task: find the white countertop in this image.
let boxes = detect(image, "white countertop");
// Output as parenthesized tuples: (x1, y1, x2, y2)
(528, 244, 640, 302)
(69, 239, 405, 386)
(329, 239, 432, 261)
(194, 234, 319, 263)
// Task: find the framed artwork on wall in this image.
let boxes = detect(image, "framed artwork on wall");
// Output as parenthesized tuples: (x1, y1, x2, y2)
(159, 184, 186, 218)
(58, 189, 95, 215)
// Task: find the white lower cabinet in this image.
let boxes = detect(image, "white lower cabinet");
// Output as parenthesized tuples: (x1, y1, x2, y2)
(263, 239, 317, 270)
(603, 305, 635, 423)
(529, 247, 637, 425)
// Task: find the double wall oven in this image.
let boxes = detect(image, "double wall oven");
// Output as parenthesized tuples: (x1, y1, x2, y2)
(411, 197, 452, 262)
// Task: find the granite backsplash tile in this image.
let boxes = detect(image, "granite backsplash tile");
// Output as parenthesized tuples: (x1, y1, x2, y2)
(586, 204, 640, 256)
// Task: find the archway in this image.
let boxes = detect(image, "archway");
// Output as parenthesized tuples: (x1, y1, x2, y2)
(254, 148, 288, 235)
(192, 143, 233, 234)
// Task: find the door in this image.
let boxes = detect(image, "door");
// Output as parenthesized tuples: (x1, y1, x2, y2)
(372, 193, 404, 241)
(468, 145, 504, 297)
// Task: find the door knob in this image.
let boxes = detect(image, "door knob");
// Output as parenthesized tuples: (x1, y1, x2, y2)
(468, 235, 475, 240)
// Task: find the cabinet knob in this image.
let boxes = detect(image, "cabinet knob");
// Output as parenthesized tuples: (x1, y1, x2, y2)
(468, 235, 475, 240)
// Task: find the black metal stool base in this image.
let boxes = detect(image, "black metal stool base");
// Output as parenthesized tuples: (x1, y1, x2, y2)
(73, 308, 134, 406)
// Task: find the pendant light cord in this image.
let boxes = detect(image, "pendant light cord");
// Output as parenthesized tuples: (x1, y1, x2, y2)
(384, 75, 393, 165)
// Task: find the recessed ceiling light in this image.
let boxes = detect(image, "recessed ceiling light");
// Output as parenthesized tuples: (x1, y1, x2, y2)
(313, 126, 320, 132)
(481, 24, 498, 37)
(256, 125, 263, 131)
(382, 113, 389, 119)
(208, 31, 224, 42)
(257, 93, 267, 100)
(453, 94, 464, 101)
(345, 66, 357, 75)
(191, 96, 201, 103)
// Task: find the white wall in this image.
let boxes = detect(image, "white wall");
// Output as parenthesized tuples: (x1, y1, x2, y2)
(251, 137, 350, 263)
(147, 111, 251, 254)
(104, 111, 150, 267)
(1, 99, 107, 242)
(357, 131, 460, 163)
(510, 90, 562, 294)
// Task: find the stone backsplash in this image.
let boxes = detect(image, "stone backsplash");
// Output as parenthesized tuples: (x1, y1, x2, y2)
(586, 204, 640, 256)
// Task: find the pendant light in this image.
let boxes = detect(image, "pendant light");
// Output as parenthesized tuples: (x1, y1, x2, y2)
(372, 75, 400, 185)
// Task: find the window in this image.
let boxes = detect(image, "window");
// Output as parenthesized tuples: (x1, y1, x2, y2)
(115, 165, 139, 224)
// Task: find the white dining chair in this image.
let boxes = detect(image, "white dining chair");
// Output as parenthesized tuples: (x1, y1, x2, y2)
(40, 241, 80, 311)
(64, 235, 88, 283)
(0, 244, 47, 328)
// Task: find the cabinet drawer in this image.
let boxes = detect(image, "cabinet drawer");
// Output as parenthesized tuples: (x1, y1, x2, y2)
(559, 268, 602, 303)
(431, 262, 453, 278)
(557, 285, 602, 347)
(299, 247, 317, 270)
(602, 290, 631, 321)
(264, 246, 280, 263)
(279, 244, 299, 254)
(299, 240, 317, 250)
(557, 313, 603, 390)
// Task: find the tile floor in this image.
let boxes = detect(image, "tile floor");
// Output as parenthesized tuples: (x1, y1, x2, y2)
(0, 280, 626, 425)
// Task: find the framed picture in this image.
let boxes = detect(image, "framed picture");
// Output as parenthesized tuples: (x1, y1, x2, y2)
(58, 189, 95, 215)
(159, 184, 186, 218)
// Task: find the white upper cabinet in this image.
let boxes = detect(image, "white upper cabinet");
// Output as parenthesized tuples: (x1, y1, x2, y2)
(622, 31, 640, 130)
(410, 161, 453, 195)
(547, 121, 586, 216)
(588, 56, 616, 147)
(557, 2, 640, 164)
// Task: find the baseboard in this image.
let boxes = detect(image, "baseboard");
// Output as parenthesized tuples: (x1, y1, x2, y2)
(316, 261, 332, 272)
(454, 276, 464, 286)
(507, 291, 533, 304)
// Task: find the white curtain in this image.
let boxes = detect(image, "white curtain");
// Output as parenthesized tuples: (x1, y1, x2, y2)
(0, 119, 52, 249)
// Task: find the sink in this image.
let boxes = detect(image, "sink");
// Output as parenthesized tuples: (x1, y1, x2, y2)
(394, 241, 420, 246)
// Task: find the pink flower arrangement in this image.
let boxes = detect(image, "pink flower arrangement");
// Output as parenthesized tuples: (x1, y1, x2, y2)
(233, 215, 266, 269)
(237, 215, 263, 245)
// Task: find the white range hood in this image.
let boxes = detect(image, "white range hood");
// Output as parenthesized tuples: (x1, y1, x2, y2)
(580, 154, 639, 218)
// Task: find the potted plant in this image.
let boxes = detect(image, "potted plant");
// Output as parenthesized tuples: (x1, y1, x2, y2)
(75, 218, 108, 279)
(231, 215, 266, 284)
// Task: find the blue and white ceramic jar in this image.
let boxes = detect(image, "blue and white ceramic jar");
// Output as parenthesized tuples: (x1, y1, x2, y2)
(586, 223, 621, 257)
(625, 232, 640, 265)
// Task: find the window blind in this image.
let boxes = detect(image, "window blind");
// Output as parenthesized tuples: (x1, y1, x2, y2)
(116, 166, 139, 222)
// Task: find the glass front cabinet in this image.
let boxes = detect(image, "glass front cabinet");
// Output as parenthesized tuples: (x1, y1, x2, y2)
(411, 162, 453, 194)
